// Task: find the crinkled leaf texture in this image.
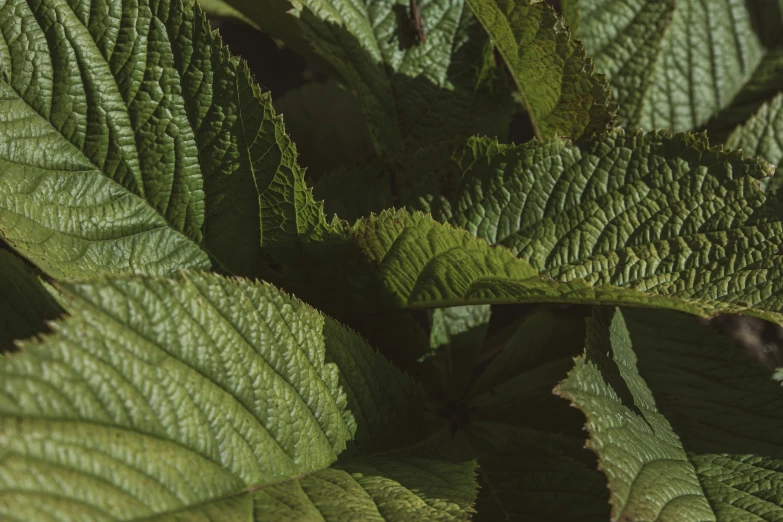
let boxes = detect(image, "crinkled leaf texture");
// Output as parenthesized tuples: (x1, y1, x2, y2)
(727, 93, 783, 191)
(212, 0, 514, 154)
(0, 0, 316, 280)
(0, 272, 477, 521)
(558, 306, 783, 521)
(465, 0, 617, 140)
(345, 130, 783, 321)
(565, 0, 783, 139)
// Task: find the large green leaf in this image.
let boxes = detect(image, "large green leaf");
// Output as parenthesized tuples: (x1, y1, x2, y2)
(558, 306, 783, 521)
(465, 0, 617, 140)
(0, 0, 317, 279)
(0, 249, 61, 352)
(343, 130, 783, 321)
(210, 0, 514, 154)
(565, 0, 783, 136)
(0, 271, 477, 520)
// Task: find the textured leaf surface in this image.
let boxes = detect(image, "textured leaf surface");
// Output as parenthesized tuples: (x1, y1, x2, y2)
(466, 0, 617, 140)
(220, 0, 513, 154)
(556, 308, 713, 521)
(727, 93, 783, 191)
(349, 131, 783, 321)
(0, 249, 61, 351)
(0, 272, 477, 520)
(0, 0, 316, 279)
(567, 0, 783, 135)
(558, 307, 783, 521)
(638, 308, 783, 520)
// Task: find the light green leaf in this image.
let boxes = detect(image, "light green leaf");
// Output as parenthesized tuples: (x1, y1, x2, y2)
(556, 308, 714, 521)
(0, 249, 61, 352)
(216, 0, 514, 153)
(0, 271, 476, 520)
(726, 92, 783, 191)
(567, 0, 783, 135)
(0, 0, 318, 279)
(465, 0, 617, 140)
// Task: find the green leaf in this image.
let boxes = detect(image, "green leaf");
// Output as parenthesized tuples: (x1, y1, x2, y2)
(567, 0, 783, 135)
(726, 93, 783, 191)
(558, 306, 783, 520)
(216, 0, 514, 154)
(346, 130, 783, 320)
(556, 308, 714, 521)
(0, 271, 476, 520)
(465, 0, 617, 140)
(274, 81, 375, 178)
(562, 0, 674, 126)
(0, 0, 317, 279)
(0, 249, 61, 352)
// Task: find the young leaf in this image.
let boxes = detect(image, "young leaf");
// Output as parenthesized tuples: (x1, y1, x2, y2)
(465, 0, 617, 140)
(209, 0, 515, 153)
(0, 0, 316, 279)
(0, 271, 476, 520)
(0, 249, 61, 351)
(566, 0, 783, 135)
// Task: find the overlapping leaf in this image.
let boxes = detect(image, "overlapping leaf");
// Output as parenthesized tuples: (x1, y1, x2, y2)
(557, 308, 713, 520)
(727, 93, 783, 191)
(0, 271, 477, 520)
(211, 0, 514, 154)
(0, 0, 319, 279)
(558, 306, 783, 521)
(342, 131, 783, 321)
(466, 0, 617, 140)
(565, 0, 783, 138)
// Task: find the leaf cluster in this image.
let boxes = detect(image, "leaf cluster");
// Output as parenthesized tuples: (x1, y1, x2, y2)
(1, 0, 783, 520)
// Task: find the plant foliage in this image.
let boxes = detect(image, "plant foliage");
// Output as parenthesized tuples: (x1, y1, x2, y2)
(2, 0, 783, 519)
